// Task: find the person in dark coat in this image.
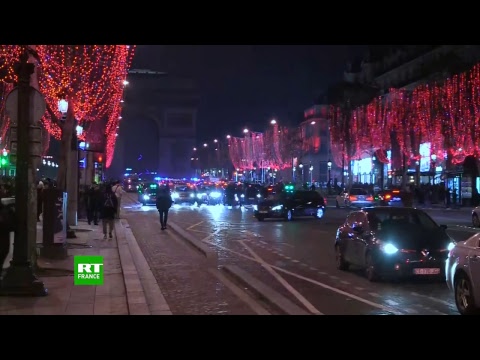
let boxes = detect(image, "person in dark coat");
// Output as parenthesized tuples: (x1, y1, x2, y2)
(86, 182, 101, 225)
(99, 184, 118, 240)
(156, 187, 173, 230)
(0, 202, 15, 278)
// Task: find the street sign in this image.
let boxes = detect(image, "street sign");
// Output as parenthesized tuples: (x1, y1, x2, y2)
(5, 87, 46, 125)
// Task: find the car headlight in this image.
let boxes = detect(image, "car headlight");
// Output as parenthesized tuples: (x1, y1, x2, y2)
(197, 193, 206, 199)
(253, 205, 258, 211)
(447, 242, 455, 251)
(172, 192, 179, 199)
(241, 194, 245, 198)
(190, 193, 194, 198)
(272, 205, 283, 211)
(256, 194, 261, 198)
(235, 194, 239, 201)
(211, 192, 221, 198)
(381, 243, 399, 255)
(143, 194, 150, 200)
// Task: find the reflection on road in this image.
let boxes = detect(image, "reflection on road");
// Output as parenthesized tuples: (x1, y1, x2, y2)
(124, 194, 476, 315)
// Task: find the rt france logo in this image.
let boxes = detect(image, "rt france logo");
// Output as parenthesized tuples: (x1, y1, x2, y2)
(74, 255, 104, 286)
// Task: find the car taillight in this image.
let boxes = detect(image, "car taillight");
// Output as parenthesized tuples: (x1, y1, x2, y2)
(393, 190, 400, 194)
(349, 195, 357, 201)
(366, 196, 373, 201)
(385, 194, 391, 200)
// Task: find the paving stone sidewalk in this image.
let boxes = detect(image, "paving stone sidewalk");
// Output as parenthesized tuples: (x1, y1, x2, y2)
(0, 218, 171, 315)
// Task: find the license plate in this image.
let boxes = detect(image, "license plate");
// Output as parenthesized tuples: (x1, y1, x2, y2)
(259, 211, 268, 214)
(413, 268, 440, 275)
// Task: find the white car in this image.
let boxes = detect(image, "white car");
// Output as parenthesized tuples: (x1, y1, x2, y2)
(446, 233, 480, 315)
(472, 207, 480, 227)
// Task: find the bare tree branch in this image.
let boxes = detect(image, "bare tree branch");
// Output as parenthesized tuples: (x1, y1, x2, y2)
(45, 102, 63, 129)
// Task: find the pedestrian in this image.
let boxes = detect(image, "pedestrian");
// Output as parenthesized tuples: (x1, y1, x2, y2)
(99, 184, 118, 240)
(0, 202, 15, 278)
(86, 182, 101, 225)
(156, 186, 173, 230)
(112, 180, 125, 219)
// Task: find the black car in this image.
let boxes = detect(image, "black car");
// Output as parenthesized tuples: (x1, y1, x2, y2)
(224, 183, 242, 207)
(254, 190, 326, 221)
(139, 183, 159, 206)
(196, 185, 223, 205)
(243, 184, 263, 206)
(334, 206, 455, 281)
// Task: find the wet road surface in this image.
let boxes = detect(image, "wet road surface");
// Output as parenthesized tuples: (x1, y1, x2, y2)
(122, 193, 478, 315)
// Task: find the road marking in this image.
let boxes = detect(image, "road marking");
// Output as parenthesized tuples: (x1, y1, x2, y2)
(285, 256, 291, 260)
(291, 259, 300, 263)
(238, 240, 323, 315)
(300, 263, 308, 267)
(410, 292, 453, 307)
(187, 221, 204, 230)
(355, 287, 365, 291)
(340, 281, 350, 285)
(281, 243, 294, 248)
(385, 299, 400, 307)
(318, 271, 327, 275)
(330, 275, 339, 280)
(208, 268, 271, 315)
(203, 239, 403, 315)
(368, 292, 380, 298)
(309, 267, 318, 271)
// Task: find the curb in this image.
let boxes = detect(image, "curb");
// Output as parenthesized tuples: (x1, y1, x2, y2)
(222, 265, 310, 315)
(168, 221, 218, 264)
(115, 219, 172, 315)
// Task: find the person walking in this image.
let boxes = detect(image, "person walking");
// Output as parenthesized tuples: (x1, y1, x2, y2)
(112, 180, 125, 219)
(86, 182, 101, 225)
(99, 184, 118, 240)
(156, 187, 173, 230)
(37, 181, 44, 222)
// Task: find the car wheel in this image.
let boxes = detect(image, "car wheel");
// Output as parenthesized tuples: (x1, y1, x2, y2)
(473, 214, 480, 227)
(335, 245, 349, 271)
(455, 273, 478, 315)
(365, 252, 379, 282)
(285, 209, 293, 221)
(336, 200, 340, 208)
(257, 216, 265, 222)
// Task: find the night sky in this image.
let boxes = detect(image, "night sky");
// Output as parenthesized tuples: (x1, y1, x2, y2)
(131, 45, 367, 142)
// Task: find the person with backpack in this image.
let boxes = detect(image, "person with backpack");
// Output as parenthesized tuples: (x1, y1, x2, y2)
(100, 184, 118, 239)
(156, 186, 173, 230)
(111, 180, 125, 219)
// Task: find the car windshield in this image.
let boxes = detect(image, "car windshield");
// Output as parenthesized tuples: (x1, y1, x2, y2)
(366, 209, 438, 231)
(175, 186, 194, 192)
(296, 191, 322, 201)
(350, 188, 368, 195)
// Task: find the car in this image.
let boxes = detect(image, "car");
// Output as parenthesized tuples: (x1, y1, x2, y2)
(446, 233, 480, 315)
(172, 184, 196, 205)
(138, 182, 159, 205)
(472, 207, 480, 227)
(243, 184, 263, 207)
(336, 188, 376, 208)
(335, 206, 454, 282)
(377, 188, 402, 206)
(254, 190, 325, 221)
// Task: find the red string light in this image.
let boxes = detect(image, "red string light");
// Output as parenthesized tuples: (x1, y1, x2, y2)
(329, 62, 480, 167)
(0, 45, 135, 168)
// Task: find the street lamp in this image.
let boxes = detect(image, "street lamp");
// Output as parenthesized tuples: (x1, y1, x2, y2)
(203, 143, 207, 147)
(243, 128, 249, 134)
(309, 165, 314, 184)
(226, 135, 231, 139)
(311, 121, 316, 125)
(270, 119, 277, 125)
(193, 147, 197, 151)
(214, 139, 218, 143)
(299, 163, 304, 184)
(58, 99, 68, 114)
(327, 160, 332, 184)
(431, 153, 437, 184)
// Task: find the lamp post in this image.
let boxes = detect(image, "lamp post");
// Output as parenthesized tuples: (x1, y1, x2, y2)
(309, 164, 313, 184)
(430, 153, 437, 184)
(327, 160, 332, 183)
(299, 163, 304, 185)
(1, 50, 47, 296)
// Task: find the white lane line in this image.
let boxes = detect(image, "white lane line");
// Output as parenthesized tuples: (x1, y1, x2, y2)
(369, 292, 380, 298)
(203, 239, 403, 315)
(309, 267, 318, 271)
(340, 281, 350, 285)
(291, 259, 300, 263)
(300, 263, 308, 267)
(285, 256, 291, 260)
(238, 240, 323, 315)
(355, 287, 365, 291)
(385, 299, 400, 307)
(187, 221, 204, 230)
(318, 271, 327, 275)
(410, 292, 453, 307)
(330, 276, 339, 280)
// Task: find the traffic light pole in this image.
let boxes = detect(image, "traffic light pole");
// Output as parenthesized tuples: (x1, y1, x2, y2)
(0, 51, 47, 296)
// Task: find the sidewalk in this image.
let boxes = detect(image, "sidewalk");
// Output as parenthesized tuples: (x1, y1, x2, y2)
(0, 217, 172, 315)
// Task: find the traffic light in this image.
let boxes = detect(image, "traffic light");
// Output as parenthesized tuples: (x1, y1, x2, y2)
(284, 184, 295, 193)
(0, 150, 8, 168)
